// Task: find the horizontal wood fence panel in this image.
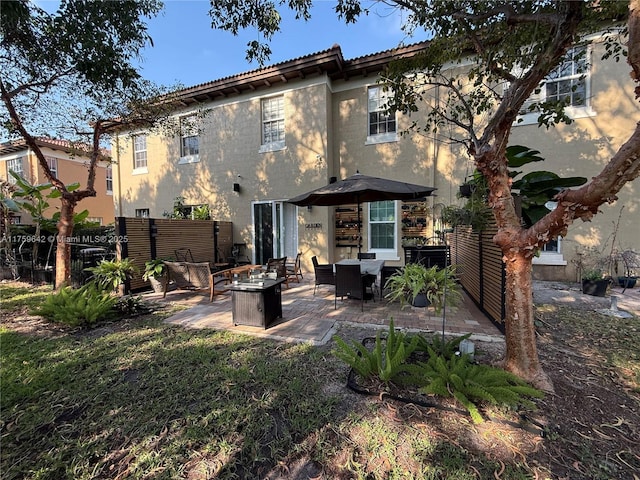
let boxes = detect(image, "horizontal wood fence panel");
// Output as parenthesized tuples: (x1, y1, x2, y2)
(115, 217, 232, 292)
(449, 224, 505, 331)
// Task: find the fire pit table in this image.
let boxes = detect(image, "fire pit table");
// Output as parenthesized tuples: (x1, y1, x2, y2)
(228, 277, 286, 328)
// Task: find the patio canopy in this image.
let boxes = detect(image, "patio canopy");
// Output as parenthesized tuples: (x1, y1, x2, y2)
(287, 173, 436, 253)
(287, 173, 436, 207)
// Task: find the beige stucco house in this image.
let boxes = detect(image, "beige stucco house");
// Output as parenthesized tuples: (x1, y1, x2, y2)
(112, 38, 638, 282)
(0, 138, 115, 226)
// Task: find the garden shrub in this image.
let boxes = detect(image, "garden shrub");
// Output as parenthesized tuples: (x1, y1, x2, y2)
(32, 281, 118, 327)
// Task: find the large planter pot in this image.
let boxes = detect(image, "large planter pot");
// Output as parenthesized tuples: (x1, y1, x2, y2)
(617, 276, 637, 289)
(149, 276, 165, 294)
(582, 279, 609, 297)
(411, 293, 430, 308)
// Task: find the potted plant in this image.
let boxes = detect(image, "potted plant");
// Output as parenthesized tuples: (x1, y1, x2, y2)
(85, 258, 139, 296)
(616, 249, 639, 289)
(142, 258, 167, 294)
(581, 269, 610, 297)
(384, 263, 462, 313)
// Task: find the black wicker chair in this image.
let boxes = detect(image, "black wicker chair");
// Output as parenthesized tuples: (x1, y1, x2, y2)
(334, 263, 372, 311)
(312, 255, 335, 295)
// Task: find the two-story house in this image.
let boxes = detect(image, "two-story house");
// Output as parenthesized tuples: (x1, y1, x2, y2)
(0, 138, 115, 226)
(112, 39, 638, 281)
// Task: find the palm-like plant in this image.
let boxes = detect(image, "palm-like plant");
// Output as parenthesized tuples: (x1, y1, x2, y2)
(384, 264, 462, 314)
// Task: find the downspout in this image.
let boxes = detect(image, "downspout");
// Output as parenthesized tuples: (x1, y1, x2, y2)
(114, 134, 123, 217)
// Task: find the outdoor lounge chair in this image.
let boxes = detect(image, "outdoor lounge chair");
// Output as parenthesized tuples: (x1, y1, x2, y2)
(334, 263, 372, 312)
(266, 257, 289, 288)
(163, 261, 229, 302)
(312, 255, 335, 295)
(286, 252, 303, 283)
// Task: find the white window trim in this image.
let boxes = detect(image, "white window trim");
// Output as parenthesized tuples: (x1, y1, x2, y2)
(132, 166, 149, 175)
(259, 140, 286, 153)
(533, 238, 567, 266)
(45, 156, 58, 178)
(365, 132, 399, 145)
(367, 201, 401, 261)
(106, 166, 113, 195)
(260, 95, 286, 151)
(515, 45, 596, 126)
(366, 85, 398, 145)
(178, 155, 200, 165)
(133, 134, 148, 170)
(179, 115, 200, 162)
(533, 252, 567, 266)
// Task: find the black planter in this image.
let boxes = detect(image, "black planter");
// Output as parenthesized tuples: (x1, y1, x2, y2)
(617, 276, 637, 289)
(459, 184, 475, 198)
(411, 293, 430, 307)
(582, 279, 609, 297)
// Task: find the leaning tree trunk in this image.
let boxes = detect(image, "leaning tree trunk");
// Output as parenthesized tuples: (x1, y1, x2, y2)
(54, 197, 77, 289)
(502, 251, 552, 391)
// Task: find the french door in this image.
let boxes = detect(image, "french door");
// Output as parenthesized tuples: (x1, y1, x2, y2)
(253, 201, 298, 265)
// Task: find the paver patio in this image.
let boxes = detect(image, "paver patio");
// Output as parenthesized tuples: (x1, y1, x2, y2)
(146, 276, 504, 345)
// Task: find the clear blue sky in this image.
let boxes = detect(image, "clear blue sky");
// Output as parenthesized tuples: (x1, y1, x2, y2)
(136, 0, 421, 88)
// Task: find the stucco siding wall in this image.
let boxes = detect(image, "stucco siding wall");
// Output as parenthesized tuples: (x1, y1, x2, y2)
(509, 39, 639, 280)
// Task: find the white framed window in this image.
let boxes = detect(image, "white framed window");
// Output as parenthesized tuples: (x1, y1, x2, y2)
(368, 200, 399, 260)
(7, 157, 24, 183)
(133, 135, 147, 170)
(86, 217, 103, 225)
(135, 208, 150, 218)
(518, 45, 594, 124)
(106, 166, 113, 194)
(260, 95, 285, 152)
(367, 86, 397, 144)
(45, 156, 58, 178)
(179, 115, 200, 163)
(533, 237, 567, 266)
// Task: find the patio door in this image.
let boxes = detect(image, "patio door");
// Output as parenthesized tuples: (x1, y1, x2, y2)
(253, 201, 298, 265)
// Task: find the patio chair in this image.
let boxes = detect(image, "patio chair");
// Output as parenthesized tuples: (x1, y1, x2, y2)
(286, 252, 303, 283)
(312, 255, 335, 295)
(266, 256, 289, 288)
(334, 263, 372, 312)
(163, 261, 228, 302)
(175, 248, 194, 262)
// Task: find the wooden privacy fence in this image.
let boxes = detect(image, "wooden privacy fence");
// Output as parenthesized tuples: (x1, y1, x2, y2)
(114, 217, 232, 291)
(448, 224, 506, 331)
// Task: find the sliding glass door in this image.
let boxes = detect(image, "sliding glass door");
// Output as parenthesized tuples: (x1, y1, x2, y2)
(253, 201, 298, 265)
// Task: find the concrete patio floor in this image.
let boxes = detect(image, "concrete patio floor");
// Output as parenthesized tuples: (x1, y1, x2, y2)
(144, 276, 504, 346)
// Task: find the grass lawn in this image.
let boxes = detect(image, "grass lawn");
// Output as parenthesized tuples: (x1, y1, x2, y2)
(1, 281, 638, 479)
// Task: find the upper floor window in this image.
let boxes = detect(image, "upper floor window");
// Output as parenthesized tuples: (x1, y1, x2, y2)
(135, 208, 150, 218)
(545, 46, 587, 107)
(260, 96, 285, 151)
(368, 201, 397, 257)
(45, 156, 58, 178)
(133, 135, 147, 169)
(7, 157, 24, 183)
(106, 166, 113, 194)
(179, 115, 199, 162)
(367, 86, 397, 144)
(518, 45, 593, 123)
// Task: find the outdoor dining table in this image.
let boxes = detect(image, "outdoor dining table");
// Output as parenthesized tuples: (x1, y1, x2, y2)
(335, 259, 385, 299)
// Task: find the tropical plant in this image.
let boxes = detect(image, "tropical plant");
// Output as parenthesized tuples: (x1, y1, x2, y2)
(416, 352, 544, 424)
(333, 319, 420, 384)
(85, 258, 139, 293)
(32, 281, 118, 327)
(384, 264, 462, 314)
(142, 258, 166, 281)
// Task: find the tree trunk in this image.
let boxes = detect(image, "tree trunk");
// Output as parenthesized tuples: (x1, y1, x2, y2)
(54, 197, 76, 289)
(502, 250, 552, 392)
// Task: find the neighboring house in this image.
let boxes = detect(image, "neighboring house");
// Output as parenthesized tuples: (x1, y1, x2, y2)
(112, 39, 638, 282)
(0, 138, 115, 226)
